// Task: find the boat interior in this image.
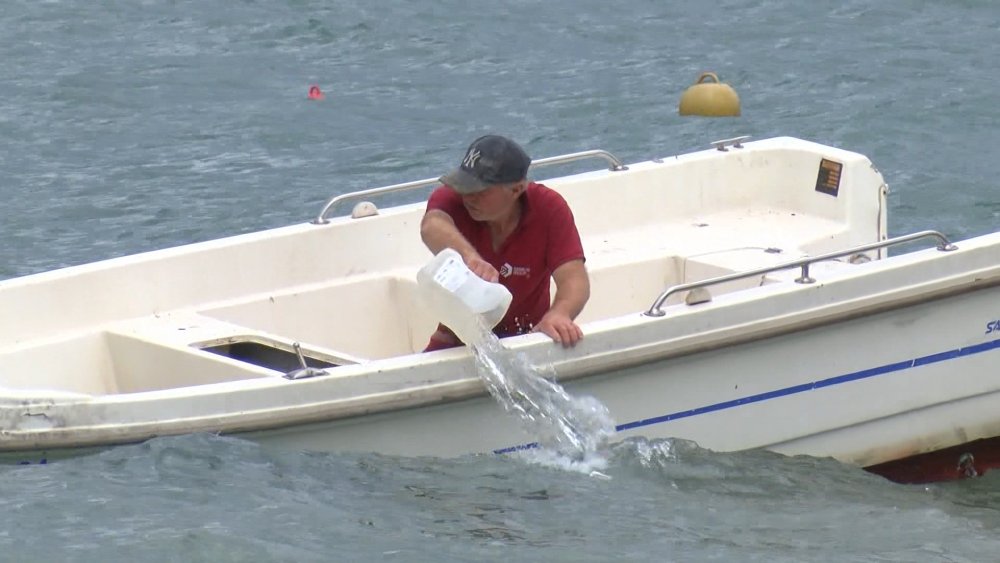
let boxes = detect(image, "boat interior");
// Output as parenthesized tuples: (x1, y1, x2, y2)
(0, 138, 886, 398)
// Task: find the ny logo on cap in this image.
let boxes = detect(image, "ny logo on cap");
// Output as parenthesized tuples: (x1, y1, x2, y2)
(462, 148, 481, 169)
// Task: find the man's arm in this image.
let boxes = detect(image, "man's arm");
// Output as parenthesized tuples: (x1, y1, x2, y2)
(533, 259, 590, 347)
(420, 209, 498, 282)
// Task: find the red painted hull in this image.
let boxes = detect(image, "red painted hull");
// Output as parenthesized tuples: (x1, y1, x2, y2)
(865, 436, 1000, 484)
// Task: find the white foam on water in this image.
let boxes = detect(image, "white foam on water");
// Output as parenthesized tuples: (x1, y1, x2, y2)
(462, 318, 616, 473)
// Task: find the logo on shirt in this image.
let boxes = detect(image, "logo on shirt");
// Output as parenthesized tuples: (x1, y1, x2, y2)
(500, 262, 530, 278)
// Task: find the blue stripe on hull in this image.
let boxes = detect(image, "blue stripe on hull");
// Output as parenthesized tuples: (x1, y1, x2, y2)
(494, 337, 1000, 455)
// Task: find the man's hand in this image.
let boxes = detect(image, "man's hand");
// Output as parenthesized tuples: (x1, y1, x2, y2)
(421, 210, 498, 282)
(464, 254, 499, 283)
(532, 310, 584, 348)
(533, 259, 589, 347)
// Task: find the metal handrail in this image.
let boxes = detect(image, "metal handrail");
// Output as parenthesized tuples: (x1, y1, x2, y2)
(529, 149, 628, 173)
(311, 149, 628, 224)
(644, 230, 958, 317)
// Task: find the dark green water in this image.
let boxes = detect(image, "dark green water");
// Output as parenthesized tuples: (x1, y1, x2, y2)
(1, 0, 998, 560)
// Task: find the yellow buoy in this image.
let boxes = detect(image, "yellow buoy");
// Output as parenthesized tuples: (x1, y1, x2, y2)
(678, 72, 741, 117)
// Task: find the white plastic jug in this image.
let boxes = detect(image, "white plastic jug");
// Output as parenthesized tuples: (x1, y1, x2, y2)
(416, 248, 513, 344)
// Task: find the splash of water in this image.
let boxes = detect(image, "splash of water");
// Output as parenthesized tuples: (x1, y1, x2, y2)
(463, 318, 616, 471)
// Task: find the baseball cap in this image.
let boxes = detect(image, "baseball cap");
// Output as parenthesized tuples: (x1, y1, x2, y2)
(439, 135, 531, 194)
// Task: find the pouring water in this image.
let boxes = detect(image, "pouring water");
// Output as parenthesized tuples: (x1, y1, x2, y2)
(417, 249, 616, 469)
(467, 317, 615, 470)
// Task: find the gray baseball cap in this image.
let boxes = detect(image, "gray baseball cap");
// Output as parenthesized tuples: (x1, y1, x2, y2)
(440, 135, 531, 194)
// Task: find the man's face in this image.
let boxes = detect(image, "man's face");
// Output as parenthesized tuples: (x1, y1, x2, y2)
(460, 181, 525, 222)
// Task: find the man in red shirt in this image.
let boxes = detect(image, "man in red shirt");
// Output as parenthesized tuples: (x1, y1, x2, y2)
(420, 134, 590, 351)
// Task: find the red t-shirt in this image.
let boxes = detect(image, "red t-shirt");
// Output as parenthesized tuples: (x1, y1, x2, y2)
(427, 182, 585, 337)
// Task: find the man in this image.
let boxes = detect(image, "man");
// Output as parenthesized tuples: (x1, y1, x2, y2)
(420, 134, 590, 351)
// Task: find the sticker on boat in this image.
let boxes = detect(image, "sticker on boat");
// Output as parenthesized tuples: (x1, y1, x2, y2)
(815, 158, 843, 196)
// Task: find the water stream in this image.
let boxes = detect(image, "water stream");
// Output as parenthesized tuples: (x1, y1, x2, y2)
(463, 319, 616, 471)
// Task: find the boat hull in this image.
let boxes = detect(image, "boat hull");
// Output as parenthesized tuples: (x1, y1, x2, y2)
(10, 265, 995, 487)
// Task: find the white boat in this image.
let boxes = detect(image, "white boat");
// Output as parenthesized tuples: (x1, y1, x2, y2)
(2, 136, 998, 482)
